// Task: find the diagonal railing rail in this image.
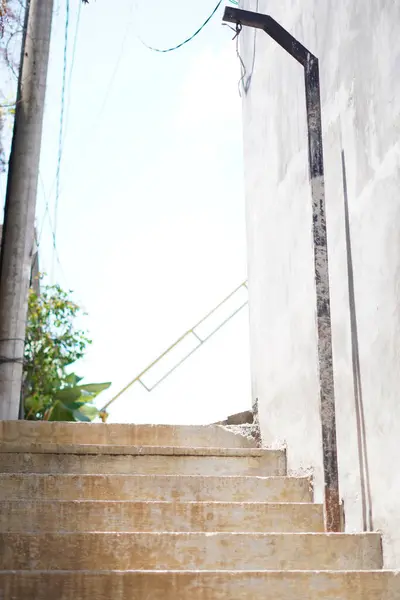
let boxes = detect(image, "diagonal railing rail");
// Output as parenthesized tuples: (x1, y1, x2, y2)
(99, 282, 248, 417)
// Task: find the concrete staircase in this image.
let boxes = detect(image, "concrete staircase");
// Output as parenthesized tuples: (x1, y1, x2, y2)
(0, 421, 398, 599)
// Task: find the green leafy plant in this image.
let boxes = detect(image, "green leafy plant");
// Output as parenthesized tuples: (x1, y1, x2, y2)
(25, 372, 111, 422)
(23, 279, 110, 421)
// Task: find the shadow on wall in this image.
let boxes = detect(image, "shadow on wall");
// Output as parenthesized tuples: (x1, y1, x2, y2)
(341, 149, 373, 532)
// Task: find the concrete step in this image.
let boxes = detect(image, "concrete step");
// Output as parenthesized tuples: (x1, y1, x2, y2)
(0, 500, 324, 533)
(1, 570, 399, 599)
(0, 532, 383, 571)
(0, 421, 255, 448)
(0, 446, 285, 476)
(0, 473, 312, 502)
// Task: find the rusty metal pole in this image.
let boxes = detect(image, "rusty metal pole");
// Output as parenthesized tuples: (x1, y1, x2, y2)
(303, 55, 340, 532)
(223, 6, 341, 532)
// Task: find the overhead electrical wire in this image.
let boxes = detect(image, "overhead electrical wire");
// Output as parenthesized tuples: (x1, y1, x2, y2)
(36, 0, 79, 293)
(93, 4, 134, 123)
(36, 174, 68, 287)
(40, 0, 228, 285)
(139, 0, 223, 53)
(63, 0, 82, 147)
(43, 0, 82, 204)
(52, 0, 70, 281)
(49, 0, 222, 205)
(46, 0, 83, 288)
(53, 0, 134, 205)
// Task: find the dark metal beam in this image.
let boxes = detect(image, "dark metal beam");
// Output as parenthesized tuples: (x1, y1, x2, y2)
(223, 6, 341, 533)
(223, 7, 310, 65)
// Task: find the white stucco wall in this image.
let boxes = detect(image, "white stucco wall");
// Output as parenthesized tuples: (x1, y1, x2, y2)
(241, 0, 400, 567)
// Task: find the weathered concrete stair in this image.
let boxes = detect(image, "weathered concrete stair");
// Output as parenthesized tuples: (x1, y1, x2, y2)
(0, 421, 398, 599)
(0, 444, 286, 475)
(0, 500, 325, 533)
(0, 532, 383, 570)
(0, 421, 256, 447)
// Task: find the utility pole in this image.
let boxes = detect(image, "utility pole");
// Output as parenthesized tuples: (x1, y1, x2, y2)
(0, 0, 54, 419)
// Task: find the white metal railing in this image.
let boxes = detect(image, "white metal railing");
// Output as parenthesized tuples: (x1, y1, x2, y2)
(99, 282, 248, 419)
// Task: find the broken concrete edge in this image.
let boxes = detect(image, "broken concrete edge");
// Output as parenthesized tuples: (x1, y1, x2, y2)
(219, 424, 261, 448)
(212, 402, 262, 448)
(215, 411, 254, 426)
(252, 398, 262, 448)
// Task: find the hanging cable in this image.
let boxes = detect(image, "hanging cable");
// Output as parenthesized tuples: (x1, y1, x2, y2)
(223, 22, 245, 97)
(63, 0, 82, 147)
(39, 1, 82, 209)
(36, 191, 68, 291)
(51, 0, 134, 206)
(243, 0, 259, 92)
(139, 0, 223, 53)
(52, 0, 70, 280)
(235, 0, 259, 95)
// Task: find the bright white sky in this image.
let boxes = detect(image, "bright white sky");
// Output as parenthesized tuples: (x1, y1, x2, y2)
(1, 0, 252, 424)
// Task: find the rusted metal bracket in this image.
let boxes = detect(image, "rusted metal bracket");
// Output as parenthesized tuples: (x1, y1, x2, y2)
(223, 6, 340, 532)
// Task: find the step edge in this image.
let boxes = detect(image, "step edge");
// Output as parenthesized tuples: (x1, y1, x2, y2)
(0, 569, 397, 574)
(0, 500, 321, 505)
(0, 473, 309, 480)
(0, 444, 284, 457)
(0, 532, 382, 539)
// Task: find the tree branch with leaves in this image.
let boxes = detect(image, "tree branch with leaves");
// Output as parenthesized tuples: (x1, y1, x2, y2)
(24, 278, 110, 421)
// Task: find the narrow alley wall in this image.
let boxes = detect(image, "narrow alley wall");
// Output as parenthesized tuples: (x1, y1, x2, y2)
(241, 0, 400, 566)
